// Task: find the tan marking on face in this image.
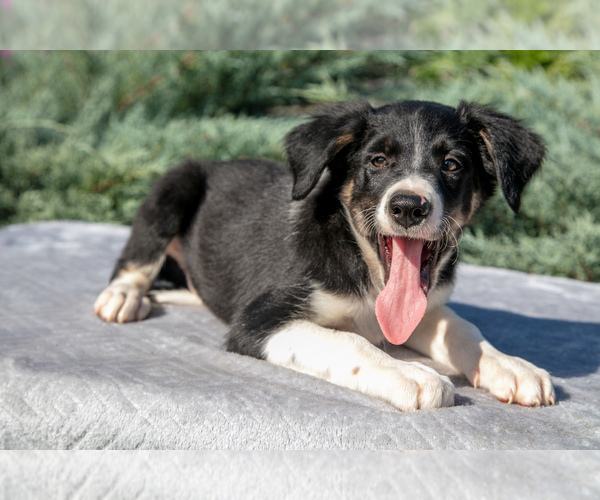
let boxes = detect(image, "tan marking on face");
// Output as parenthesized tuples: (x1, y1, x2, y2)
(340, 178, 355, 207)
(340, 179, 376, 245)
(341, 205, 386, 292)
(333, 132, 355, 152)
(443, 184, 483, 232)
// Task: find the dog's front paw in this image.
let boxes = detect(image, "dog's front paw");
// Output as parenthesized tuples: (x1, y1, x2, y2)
(472, 344, 555, 407)
(94, 284, 152, 323)
(352, 361, 455, 412)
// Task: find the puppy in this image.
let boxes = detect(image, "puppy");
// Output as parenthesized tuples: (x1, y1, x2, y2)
(95, 100, 555, 411)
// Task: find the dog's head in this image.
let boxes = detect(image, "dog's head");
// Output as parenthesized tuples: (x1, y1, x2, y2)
(285, 100, 545, 344)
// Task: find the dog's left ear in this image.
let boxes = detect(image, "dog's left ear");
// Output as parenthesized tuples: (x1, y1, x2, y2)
(457, 101, 546, 213)
(285, 100, 372, 200)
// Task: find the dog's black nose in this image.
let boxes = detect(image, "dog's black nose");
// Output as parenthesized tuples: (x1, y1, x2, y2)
(389, 193, 430, 228)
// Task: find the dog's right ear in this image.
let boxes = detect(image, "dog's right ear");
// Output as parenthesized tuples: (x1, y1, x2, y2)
(285, 100, 372, 200)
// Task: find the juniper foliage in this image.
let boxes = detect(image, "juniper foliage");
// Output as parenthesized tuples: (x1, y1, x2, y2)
(1, 0, 599, 49)
(1, 51, 599, 282)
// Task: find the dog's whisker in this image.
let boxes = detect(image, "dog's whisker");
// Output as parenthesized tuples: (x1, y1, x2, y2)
(357, 207, 379, 237)
(352, 207, 374, 221)
(365, 215, 378, 236)
(440, 216, 462, 251)
(440, 218, 452, 253)
(445, 215, 464, 243)
(439, 215, 462, 265)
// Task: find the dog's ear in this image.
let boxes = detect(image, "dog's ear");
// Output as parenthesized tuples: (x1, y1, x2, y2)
(457, 101, 546, 213)
(285, 100, 372, 200)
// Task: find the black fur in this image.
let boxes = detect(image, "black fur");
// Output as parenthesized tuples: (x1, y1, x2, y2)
(286, 100, 372, 200)
(111, 159, 207, 280)
(109, 100, 545, 358)
(457, 101, 545, 212)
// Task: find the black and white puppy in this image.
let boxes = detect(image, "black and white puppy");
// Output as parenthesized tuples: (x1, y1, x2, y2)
(95, 100, 555, 411)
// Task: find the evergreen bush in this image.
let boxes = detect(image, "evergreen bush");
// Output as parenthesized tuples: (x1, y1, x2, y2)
(1, 0, 599, 49)
(1, 50, 598, 281)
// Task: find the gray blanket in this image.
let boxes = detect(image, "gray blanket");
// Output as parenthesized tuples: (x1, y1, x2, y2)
(1, 221, 599, 450)
(1, 450, 599, 499)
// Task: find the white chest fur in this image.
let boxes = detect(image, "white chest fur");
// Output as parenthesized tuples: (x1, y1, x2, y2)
(310, 286, 385, 346)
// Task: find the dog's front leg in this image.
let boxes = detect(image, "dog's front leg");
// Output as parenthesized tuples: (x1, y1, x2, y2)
(262, 320, 454, 412)
(405, 305, 555, 406)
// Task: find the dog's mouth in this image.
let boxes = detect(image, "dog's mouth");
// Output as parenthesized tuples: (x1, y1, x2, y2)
(377, 235, 439, 295)
(375, 235, 440, 346)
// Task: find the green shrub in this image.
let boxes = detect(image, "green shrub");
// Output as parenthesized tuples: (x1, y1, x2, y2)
(1, 0, 598, 49)
(1, 50, 599, 281)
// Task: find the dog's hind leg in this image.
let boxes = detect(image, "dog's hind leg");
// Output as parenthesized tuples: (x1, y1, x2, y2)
(94, 160, 207, 323)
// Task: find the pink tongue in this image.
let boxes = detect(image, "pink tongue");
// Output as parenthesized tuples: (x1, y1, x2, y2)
(375, 238, 427, 345)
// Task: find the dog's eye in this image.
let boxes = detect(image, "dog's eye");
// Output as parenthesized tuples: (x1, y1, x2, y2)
(371, 156, 387, 168)
(443, 159, 460, 172)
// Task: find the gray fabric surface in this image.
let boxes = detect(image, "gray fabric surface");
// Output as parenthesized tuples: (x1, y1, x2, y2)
(1, 221, 599, 450)
(1, 450, 599, 499)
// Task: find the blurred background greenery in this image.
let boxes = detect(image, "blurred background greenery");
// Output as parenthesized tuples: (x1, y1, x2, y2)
(1, 50, 599, 282)
(0, 0, 599, 49)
